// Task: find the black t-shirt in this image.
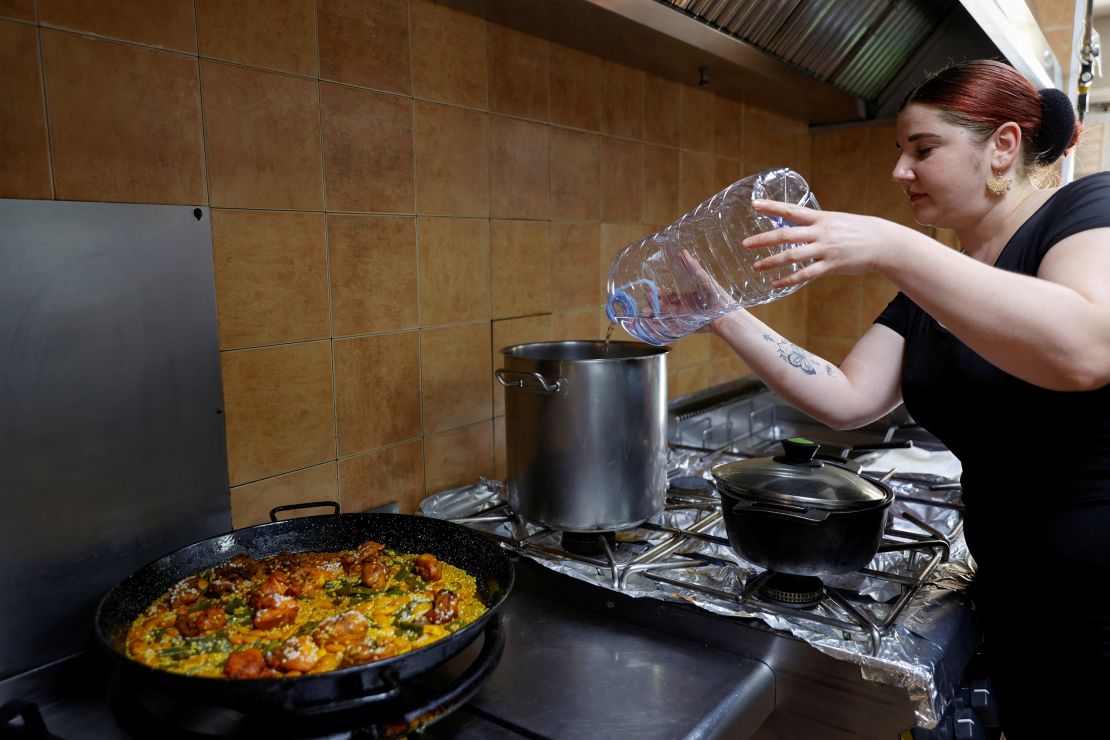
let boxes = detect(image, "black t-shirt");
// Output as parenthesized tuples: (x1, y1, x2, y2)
(875, 172, 1110, 571)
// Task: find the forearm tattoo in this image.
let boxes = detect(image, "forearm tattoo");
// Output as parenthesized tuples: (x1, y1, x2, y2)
(762, 334, 836, 376)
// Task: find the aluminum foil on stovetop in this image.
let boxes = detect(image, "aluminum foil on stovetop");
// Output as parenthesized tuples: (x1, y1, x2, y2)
(420, 464, 975, 729)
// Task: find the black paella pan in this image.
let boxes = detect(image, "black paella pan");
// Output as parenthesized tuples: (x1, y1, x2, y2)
(94, 506, 513, 714)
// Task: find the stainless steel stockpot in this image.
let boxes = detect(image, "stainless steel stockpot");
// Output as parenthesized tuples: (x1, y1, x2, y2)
(496, 340, 668, 532)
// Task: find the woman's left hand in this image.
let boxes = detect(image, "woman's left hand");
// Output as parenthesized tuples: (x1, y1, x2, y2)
(742, 199, 906, 287)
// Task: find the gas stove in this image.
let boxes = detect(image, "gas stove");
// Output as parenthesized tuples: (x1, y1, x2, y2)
(419, 378, 991, 737)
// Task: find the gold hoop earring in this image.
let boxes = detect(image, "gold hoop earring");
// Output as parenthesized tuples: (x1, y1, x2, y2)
(986, 169, 1012, 196)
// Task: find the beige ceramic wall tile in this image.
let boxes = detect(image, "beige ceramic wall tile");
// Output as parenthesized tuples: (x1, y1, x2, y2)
(644, 74, 680, 147)
(211, 209, 329, 349)
(424, 420, 495, 495)
(680, 85, 715, 154)
(679, 150, 717, 212)
(339, 440, 425, 514)
(334, 331, 421, 455)
(864, 122, 897, 170)
(328, 214, 418, 336)
(487, 22, 547, 120)
(493, 415, 506, 481)
(490, 219, 551, 319)
(0, 1, 35, 21)
(713, 158, 742, 192)
(414, 102, 489, 216)
(743, 108, 773, 170)
(230, 463, 338, 528)
(714, 97, 743, 160)
(40, 0, 196, 52)
(548, 43, 604, 132)
(549, 128, 600, 221)
(317, 0, 409, 94)
(771, 111, 810, 170)
(491, 314, 553, 415)
(668, 333, 712, 369)
(669, 365, 709, 399)
(197, 0, 316, 76)
(550, 222, 600, 311)
(489, 115, 549, 220)
(1028, 0, 1076, 28)
(643, 145, 680, 224)
(421, 323, 493, 434)
(411, 0, 487, 108)
(202, 61, 322, 210)
(222, 341, 336, 485)
(552, 310, 602, 341)
(813, 125, 869, 176)
(812, 168, 867, 213)
(602, 61, 644, 140)
(1042, 27, 1072, 71)
(859, 274, 899, 325)
(42, 31, 204, 204)
(805, 276, 863, 341)
(321, 83, 414, 214)
(0, 21, 51, 199)
(418, 216, 490, 325)
(601, 138, 643, 223)
(708, 356, 750, 387)
(709, 333, 734, 360)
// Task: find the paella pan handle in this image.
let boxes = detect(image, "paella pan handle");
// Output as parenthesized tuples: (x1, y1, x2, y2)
(289, 673, 404, 715)
(494, 369, 566, 395)
(269, 500, 341, 522)
(398, 614, 506, 734)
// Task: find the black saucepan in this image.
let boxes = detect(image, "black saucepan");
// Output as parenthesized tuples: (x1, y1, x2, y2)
(711, 438, 895, 577)
(95, 508, 514, 714)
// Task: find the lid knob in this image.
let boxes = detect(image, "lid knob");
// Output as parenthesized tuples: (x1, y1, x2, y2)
(778, 437, 820, 465)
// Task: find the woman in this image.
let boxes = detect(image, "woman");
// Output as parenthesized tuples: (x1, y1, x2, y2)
(710, 60, 1110, 736)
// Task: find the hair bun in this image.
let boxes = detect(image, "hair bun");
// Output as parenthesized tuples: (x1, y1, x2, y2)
(1035, 88, 1076, 165)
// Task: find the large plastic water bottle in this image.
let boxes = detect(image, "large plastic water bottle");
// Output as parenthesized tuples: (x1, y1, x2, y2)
(605, 167, 819, 346)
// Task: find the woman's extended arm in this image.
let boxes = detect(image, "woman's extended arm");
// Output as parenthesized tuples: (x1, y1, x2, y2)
(710, 310, 906, 430)
(743, 201, 1110, 392)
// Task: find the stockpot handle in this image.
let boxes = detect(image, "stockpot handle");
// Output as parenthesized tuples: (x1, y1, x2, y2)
(495, 369, 567, 395)
(730, 498, 830, 523)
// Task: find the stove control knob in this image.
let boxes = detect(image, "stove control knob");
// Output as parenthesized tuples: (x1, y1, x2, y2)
(953, 708, 985, 740)
(969, 679, 1001, 728)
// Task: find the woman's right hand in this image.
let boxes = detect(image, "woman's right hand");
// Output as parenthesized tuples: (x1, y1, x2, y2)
(742, 199, 908, 287)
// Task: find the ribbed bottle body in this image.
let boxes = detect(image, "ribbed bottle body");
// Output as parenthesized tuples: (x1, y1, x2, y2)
(605, 168, 818, 345)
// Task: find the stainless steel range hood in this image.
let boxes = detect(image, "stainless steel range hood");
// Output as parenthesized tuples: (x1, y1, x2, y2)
(437, 0, 1061, 125)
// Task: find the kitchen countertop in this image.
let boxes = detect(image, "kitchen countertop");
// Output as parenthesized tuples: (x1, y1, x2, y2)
(420, 582, 775, 739)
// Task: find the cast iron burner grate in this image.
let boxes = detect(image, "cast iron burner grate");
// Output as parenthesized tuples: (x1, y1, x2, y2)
(669, 476, 711, 495)
(757, 572, 825, 609)
(560, 531, 616, 556)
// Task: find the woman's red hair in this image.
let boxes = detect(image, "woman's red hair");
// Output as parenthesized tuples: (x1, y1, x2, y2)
(899, 60, 1080, 167)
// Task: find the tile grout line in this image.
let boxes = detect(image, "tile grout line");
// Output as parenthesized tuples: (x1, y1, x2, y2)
(312, 0, 343, 508)
(192, 0, 211, 210)
(407, 0, 431, 503)
(483, 15, 496, 455)
(33, 5, 58, 200)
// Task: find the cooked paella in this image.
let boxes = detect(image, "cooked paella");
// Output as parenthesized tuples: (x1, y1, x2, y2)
(125, 541, 487, 679)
